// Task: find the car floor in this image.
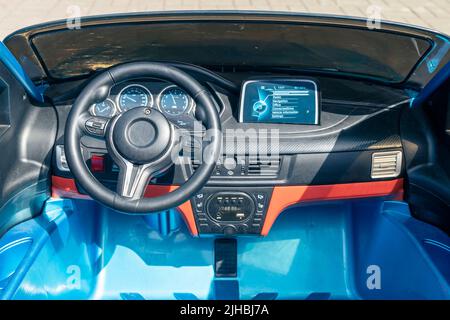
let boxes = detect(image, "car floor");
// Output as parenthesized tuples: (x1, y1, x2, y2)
(0, 197, 449, 300)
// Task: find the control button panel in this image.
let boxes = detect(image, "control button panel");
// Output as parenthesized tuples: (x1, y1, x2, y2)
(193, 192, 206, 213)
(206, 192, 254, 223)
(255, 192, 266, 213)
(85, 117, 108, 136)
(191, 188, 272, 235)
(212, 157, 247, 177)
(193, 156, 281, 177)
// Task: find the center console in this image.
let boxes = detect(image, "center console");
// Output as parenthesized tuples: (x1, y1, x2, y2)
(191, 187, 273, 235)
(190, 77, 319, 235)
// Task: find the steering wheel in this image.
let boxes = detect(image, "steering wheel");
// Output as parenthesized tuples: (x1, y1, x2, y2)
(65, 62, 222, 213)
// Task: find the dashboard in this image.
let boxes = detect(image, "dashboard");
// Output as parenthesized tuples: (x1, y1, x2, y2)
(51, 71, 409, 237)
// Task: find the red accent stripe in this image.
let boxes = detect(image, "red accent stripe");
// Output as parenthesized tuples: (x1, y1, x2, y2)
(51, 176, 198, 236)
(52, 176, 90, 199)
(52, 176, 403, 237)
(261, 179, 404, 235)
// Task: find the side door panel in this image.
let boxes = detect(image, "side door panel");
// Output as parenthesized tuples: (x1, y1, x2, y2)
(0, 60, 57, 236)
(401, 79, 450, 234)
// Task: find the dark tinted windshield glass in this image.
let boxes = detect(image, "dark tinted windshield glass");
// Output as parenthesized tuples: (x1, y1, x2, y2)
(31, 22, 431, 82)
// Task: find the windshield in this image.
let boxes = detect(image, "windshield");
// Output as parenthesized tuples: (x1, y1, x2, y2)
(31, 21, 430, 82)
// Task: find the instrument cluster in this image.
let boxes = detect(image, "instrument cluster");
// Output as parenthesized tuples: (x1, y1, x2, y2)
(89, 82, 195, 118)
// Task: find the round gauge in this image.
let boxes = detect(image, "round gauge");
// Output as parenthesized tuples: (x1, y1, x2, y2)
(90, 99, 116, 118)
(158, 86, 193, 116)
(118, 84, 152, 112)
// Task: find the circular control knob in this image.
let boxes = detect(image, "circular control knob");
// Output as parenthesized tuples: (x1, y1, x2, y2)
(223, 225, 237, 235)
(223, 157, 236, 170)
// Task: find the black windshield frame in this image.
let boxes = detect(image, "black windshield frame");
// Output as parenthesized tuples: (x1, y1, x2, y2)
(28, 20, 432, 83)
(5, 11, 449, 91)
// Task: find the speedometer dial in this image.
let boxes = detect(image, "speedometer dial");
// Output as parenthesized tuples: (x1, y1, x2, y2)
(118, 84, 152, 112)
(158, 86, 193, 116)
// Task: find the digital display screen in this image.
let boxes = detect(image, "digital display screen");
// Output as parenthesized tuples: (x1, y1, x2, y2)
(239, 79, 320, 125)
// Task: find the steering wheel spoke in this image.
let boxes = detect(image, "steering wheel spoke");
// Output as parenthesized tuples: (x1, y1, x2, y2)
(116, 161, 155, 199)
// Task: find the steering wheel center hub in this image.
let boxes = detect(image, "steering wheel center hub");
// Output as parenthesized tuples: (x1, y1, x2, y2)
(111, 107, 172, 164)
(128, 119, 156, 147)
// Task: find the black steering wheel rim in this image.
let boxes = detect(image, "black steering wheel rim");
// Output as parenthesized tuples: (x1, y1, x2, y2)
(65, 62, 222, 213)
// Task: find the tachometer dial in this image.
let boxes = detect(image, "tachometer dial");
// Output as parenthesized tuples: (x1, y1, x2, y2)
(90, 99, 116, 118)
(118, 84, 152, 112)
(158, 86, 193, 116)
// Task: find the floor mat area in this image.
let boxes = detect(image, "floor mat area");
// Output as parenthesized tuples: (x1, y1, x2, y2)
(0, 198, 449, 299)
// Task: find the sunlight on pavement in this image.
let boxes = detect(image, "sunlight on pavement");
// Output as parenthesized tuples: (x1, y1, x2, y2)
(0, 0, 449, 39)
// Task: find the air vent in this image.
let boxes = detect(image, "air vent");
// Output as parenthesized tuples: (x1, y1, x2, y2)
(371, 151, 402, 179)
(247, 155, 281, 176)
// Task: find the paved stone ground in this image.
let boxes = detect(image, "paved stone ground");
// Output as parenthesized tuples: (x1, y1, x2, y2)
(0, 0, 449, 39)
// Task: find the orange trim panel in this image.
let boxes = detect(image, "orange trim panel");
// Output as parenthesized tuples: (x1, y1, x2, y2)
(52, 176, 90, 199)
(51, 176, 198, 235)
(261, 179, 404, 235)
(52, 176, 403, 237)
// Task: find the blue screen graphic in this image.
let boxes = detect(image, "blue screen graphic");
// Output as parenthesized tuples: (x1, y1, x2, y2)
(240, 79, 319, 124)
